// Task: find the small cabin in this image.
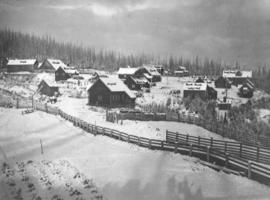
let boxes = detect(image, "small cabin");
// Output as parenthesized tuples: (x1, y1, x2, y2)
(38, 80, 59, 97)
(214, 76, 231, 88)
(183, 82, 217, 100)
(55, 67, 79, 81)
(87, 77, 136, 108)
(238, 80, 255, 98)
(174, 66, 189, 77)
(195, 77, 204, 83)
(124, 76, 150, 91)
(6, 59, 38, 73)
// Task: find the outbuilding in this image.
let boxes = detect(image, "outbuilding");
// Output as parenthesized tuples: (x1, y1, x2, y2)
(117, 67, 148, 80)
(238, 80, 254, 98)
(222, 70, 252, 86)
(87, 76, 136, 108)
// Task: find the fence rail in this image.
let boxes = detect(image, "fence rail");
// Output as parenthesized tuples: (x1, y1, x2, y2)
(0, 97, 270, 186)
(166, 131, 270, 166)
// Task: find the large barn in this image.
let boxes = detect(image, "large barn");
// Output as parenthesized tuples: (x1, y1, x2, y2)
(6, 59, 38, 73)
(222, 70, 252, 86)
(39, 59, 67, 72)
(183, 82, 217, 100)
(38, 80, 59, 97)
(87, 77, 136, 108)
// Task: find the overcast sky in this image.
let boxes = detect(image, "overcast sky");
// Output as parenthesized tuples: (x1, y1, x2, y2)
(1, 0, 270, 66)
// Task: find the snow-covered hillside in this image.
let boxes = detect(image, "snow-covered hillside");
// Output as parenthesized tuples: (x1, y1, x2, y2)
(0, 108, 270, 200)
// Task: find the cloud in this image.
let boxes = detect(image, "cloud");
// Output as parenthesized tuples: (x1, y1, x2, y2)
(1, 0, 270, 66)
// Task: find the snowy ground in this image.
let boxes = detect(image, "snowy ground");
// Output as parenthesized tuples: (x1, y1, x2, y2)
(0, 108, 270, 200)
(55, 97, 233, 141)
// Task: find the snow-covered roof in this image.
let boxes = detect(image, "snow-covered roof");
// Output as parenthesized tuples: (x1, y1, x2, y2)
(65, 69, 79, 74)
(143, 73, 152, 79)
(90, 77, 136, 98)
(45, 59, 67, 70)
(117, 67, 139, 75)
(41, 79, 58, 87)
(7, 59, 37, 66)
(183, 82, 207, 91)
(222, 70, 252, 78)
(130, 76, 148, 84)
(144, 65, 161, 76)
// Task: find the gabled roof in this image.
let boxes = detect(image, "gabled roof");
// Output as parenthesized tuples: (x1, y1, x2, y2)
(222, 70, 252, 78)
(117, 67, 139, 75)
(130, 76, 148, 84)
(144, 65, 161, 76)
(43, 59, 67, 70)
(40, 79, 58, 87)
(183, 82, 207, 91)
(7, 59, 37, 66)
(89, 76, 136, 98)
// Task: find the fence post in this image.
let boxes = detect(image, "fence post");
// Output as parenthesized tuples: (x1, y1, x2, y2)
(138, 137, 141, 146)
(128, 135, 130, 143)
(174, 142, 178, 153)
(206, 146, 210, 162)
(198, 136, 200, 146)
(189, 144, 193, 156)
(225, 152, 229, 167)
(186, 134, 189, 143)
(103, 128, 105, 135)
(247, 161, 252, 179)
(161, 141, 164, 149)
(256, 146, 260, 162)
(16, 98, 19, 109)
(149, 140, 152, 149)
(176, 132, 179, 141)
(40, 139, 44, 154)
(239, 143, 242, 158)
(210, 137, 213, 147)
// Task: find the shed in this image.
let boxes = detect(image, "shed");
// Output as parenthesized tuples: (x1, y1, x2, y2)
(174, 66, 189, 77)
(55, 67, 79, 81)
(38, 80, 59, 97)
(195, 77, 204, 83)
(183, 82, 217, 100)
(87, 77, 136, 108)
(214, 76, 231, 88)
(124, 76, 150, 91)
(6, 59, 38, 73)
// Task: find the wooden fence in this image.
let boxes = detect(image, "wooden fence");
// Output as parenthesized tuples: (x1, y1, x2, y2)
(0, 97, 270, 186)
(166, 131, 270, 166)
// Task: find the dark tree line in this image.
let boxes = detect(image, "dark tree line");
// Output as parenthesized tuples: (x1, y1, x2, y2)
(1, 28, 270, 93)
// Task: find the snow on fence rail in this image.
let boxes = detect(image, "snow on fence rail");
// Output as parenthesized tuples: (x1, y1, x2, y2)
(166, 130, 270, 166)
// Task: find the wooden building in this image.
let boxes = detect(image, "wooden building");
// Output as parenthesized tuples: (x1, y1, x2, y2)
(124, 76, 150, 91)
(55, 67, 79, 81)
(6, 59, 38, 73)
(87, 77, 136, 108)
(174, 66, 189, 77)
(238, 80, 255, 98)
(38, 80, 59, 97)
(214, 76, 231, 88)
(39, 59, 67, 72)
(144, 65, 162, 82)
(183, 82, 217, 100)
(154, 65, 164, 75)
(195, 77, 204, 83)
(117, 67, 148, 80)
(222, 70, 252, 86)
